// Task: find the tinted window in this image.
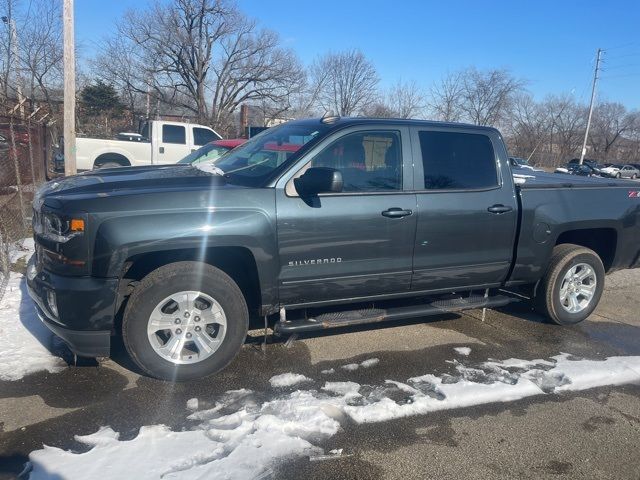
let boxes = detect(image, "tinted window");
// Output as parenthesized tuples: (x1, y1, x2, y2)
(162, 125, 186, 144)
(419, 131, 497, 190)
(311, 131, 402, 192)
(193, 127, 218, 146)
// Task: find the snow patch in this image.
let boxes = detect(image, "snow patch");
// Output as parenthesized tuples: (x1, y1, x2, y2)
(8, 238, 35, 264)
(360, 358, 379, 368)
(341, 363, 359, 371)
(0, 272, 66, 381)
(27, 353, 640, 479)
(454, 347, 471, 356)
(321, 368, 335, 375)
(269, 373, 311, 388)
(186, 398, 199, 411)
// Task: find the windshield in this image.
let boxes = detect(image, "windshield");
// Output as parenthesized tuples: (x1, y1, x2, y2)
(195, 122, 330, 186)
(178, 143, 231, 164)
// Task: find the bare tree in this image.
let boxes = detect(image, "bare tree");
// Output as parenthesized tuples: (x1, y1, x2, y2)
(459, 68, 525, 126)
(210, 20, 305, 131)
(543, 95, 586, 164)
(590, 102, 637, 161)
(118, 0, 233, 121)
(387, 79, 424, 118)
(428, 71, 464, 122)
(507, 93, 546, 161)
(93, 35, 147, 125)
(311, 49, 379, 116)
(360, 101, 395, 118)
(19, 0, 63, 115)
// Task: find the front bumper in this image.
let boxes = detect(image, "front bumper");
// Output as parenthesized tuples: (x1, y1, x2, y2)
(26, 255, 119, 357)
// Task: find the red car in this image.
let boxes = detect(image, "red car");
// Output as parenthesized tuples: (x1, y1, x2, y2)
(177, 138, 246, 164)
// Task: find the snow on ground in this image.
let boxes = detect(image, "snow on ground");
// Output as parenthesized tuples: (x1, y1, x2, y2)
(269, 372, 311, 388)
(8, 237, 35, 264)
(454, 347, 472, 356)
(0, 240, 66, 381)
(27, 353, 640, 480)
(340, 358, 380, 372)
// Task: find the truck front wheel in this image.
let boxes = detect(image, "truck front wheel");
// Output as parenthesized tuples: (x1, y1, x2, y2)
(534, 244, 605, 325)
(122, 262, 248, 381)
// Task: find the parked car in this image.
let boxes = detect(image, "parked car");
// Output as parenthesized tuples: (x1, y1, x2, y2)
(28, 117, 640, 380)
(618, 165, 639, 179)
(178, 139, 246, 165)
(509, 157, 544, 172)
(75, 120, 222, 170)
(567, 164, 600, 177)
(600, 164, 638, 179)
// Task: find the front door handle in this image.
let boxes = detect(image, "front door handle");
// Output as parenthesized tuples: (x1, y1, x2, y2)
(382, 208, 413, 218)
(487, 204, 513, 214)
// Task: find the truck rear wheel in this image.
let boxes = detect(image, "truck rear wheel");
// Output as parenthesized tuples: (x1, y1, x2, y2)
(533, 244, 604, 325)
(122, 262, 248, 381)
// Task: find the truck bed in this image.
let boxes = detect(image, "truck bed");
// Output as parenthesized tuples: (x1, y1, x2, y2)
(510, 171, 640, 286)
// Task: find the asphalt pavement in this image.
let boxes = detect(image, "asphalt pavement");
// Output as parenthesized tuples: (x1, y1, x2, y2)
(1, 270, 640, 479)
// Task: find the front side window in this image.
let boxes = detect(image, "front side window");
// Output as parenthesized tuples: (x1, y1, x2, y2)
(310, 131, 402, 192)
(162, 125, 186, 144)
(418, 130, 498, 190)
(193, 127, 218, 146)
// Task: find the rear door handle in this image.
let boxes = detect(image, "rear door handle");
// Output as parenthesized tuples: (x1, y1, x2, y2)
(382, 208, 413, 218)
(159, 146, 165, 154)
(487, 204, 513, 214)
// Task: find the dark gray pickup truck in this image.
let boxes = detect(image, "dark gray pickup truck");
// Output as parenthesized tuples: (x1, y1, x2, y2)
(27, 117, 640, 380)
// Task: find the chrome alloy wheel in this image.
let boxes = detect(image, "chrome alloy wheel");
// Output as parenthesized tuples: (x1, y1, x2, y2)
(146, 291, 227, 365)
(559, 263, 597, 314)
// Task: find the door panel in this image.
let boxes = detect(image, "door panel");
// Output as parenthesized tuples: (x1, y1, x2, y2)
(276, 191, 416, 304)
(158, 124, 189, 163)
(275, 126, 416, 305)
(410, 127, 517, 291)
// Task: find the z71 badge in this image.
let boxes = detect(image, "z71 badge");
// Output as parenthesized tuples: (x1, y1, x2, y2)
(629, 191, 640, 198)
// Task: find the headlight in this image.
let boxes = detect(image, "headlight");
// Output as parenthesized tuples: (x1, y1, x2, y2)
(41, 213, 85, 243)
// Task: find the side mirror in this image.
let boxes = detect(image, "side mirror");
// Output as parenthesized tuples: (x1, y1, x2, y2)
(294, 167, 343, 196)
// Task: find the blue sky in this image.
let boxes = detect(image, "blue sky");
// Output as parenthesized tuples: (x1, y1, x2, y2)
(76, 0, 640, 108)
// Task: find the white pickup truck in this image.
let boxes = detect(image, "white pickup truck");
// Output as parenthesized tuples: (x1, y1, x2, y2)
(75, 120, 222, 170)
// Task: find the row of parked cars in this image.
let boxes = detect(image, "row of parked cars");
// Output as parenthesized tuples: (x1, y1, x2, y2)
(555, 159, 640, 179)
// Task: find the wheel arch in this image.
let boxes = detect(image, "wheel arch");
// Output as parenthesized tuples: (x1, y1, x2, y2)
(555, 227, 617, 272)
(93, 151, 133, 168)
(119, 246, 263, 318)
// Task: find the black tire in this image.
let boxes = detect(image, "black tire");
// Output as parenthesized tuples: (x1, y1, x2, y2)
(97, 162, 124, 169)
(122, 262, 248, 381)
(633, 174, 637, 179)
(616, 172, 621, 178)
(533, 244, 605, 325)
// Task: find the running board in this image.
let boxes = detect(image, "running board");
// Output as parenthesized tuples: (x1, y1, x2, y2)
(273, 293, 517, 335)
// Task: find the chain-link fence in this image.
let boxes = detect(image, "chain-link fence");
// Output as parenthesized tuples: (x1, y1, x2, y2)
(0, 109, 51, 300)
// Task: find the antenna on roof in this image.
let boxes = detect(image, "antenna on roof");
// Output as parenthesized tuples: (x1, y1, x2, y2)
(321, 111, 340, 124)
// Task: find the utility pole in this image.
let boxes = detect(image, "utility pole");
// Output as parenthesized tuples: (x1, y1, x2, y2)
(63, 0, 76, 176)
(579, 48, 603, 165)
(2, 5, 25, 117)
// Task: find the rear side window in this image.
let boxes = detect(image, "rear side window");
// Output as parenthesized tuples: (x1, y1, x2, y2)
(418, 131, 498, 190)
(193, 127, 218, 146)
(162, 125, 186, 144)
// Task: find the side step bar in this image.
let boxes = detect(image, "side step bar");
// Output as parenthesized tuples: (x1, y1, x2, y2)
(273, 293, 518, 335)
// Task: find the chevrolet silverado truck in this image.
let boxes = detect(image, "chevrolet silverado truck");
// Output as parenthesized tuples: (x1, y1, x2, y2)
(75, 120, 222, 171)
(27, 117, 640, 380)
